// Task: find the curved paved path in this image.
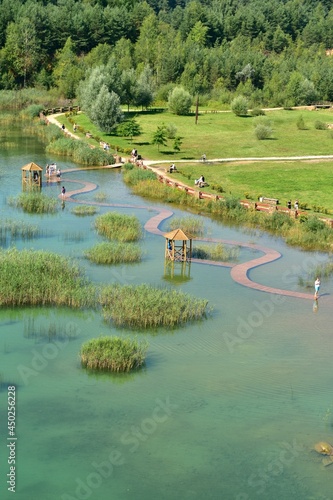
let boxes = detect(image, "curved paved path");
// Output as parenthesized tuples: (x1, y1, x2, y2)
(53, 168, 315, 301)
(47, 113, 318, 300)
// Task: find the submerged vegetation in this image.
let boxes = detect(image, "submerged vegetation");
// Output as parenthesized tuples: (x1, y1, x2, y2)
(85, 241, 142, 264)
(0, 218, 41, 244)
(80, 336, 148, 373)
(100, 284, 209, 328)
(95, 212, 142, 242)
(8, 192, 58, 213)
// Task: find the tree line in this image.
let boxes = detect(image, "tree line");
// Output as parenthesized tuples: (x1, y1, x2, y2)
(1, 0, 333, 110)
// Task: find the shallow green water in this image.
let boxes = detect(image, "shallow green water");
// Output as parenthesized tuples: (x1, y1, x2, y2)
(0, 126, 333, 500)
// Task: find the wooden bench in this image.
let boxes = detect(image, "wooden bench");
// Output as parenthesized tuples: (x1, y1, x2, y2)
(260, 197, 279, 205)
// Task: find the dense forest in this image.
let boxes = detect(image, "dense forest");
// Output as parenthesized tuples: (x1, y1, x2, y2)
(1, 0, 333, 108)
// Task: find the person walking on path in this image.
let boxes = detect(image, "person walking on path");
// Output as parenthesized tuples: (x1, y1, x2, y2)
(61, 186, 66, 198)
(314, 277, 321, 298)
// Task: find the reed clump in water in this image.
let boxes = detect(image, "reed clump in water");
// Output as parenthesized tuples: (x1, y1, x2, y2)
(169, 216, 204, 236)
(80, 336, 148, 372)
(85, 242, 142, 264)
(0, 219, 40, 244)
(72, 205, 98, 216)
(46, 137, 115, 166)
(192, 243, 239, 261)
(95, 212, 142, 242)
(8, 192, 58, 213)
(122, 167, 156, 185)
(0, 248, 96, 307)
(94, 191, 108, 202)
(100, 284, 209, 328)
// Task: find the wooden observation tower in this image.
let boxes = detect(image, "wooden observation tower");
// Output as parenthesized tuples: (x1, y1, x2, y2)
(21, 162, 43, 189)
(164, 228, 193, 262)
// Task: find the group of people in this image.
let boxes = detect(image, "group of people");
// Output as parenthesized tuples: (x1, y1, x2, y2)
(195, 175, 206, 188)
(46, 163, 61, 178)
(287, 200, 299, 211)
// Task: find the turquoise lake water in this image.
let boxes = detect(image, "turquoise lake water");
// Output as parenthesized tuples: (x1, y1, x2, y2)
(0, 126, 332, 500)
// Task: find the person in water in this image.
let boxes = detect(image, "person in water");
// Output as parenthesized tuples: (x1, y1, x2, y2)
(314, 277, 321, 298)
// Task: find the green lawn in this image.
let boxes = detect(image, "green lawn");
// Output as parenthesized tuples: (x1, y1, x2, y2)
(56, 108, 333, 213)
(68, 108, 333, 160)
(169, 160, 333, 213)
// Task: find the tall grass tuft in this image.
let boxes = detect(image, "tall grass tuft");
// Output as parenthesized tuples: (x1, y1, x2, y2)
(32, 121, 63, 143)
(80, 336, 148, 372)
(46, 137, 115, 166)
(72, 205, 99, 216)
(0, 219, 40, 244)
(192, 243, 239, 261)
(0, 248, 96, 307)
(8, 192, 58, 213)
(85, 242, 142, 264)
(100, 284, 209, 328)
(94, 191, 108, 202)
(21, 104, 44, 119)
(169, 216, 204, 236)
(95, 212, 142, 242)
(122, 168, 156, 185)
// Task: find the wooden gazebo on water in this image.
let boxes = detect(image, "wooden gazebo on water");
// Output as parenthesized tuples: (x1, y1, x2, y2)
(164, 228, 193, 262)
(21, 162, 43, 189)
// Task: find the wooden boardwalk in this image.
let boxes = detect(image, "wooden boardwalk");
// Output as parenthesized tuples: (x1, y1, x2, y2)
(51, 167, 317, 302)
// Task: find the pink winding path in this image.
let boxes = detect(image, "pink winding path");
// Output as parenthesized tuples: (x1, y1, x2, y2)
(54, 168, 315, 301)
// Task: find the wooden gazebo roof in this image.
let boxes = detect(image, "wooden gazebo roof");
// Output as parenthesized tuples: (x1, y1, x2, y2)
(21, 162, 43, 171)
(163, 228, 194, 241)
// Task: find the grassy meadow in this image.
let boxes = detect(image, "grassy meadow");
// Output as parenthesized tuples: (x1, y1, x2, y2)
(56, 108, 333, 215)
(169, 159, 333, 213)
(68, 108, 333, 160)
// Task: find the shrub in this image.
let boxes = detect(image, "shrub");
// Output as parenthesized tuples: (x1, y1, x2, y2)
(100, 284, 209, 328)
(123, 162, 134, 171)
(168, 86, 192, 115)
(94, 212, 142, 242)
(314, 120, 327, 130)
(251, 108, 265, 116)
(85, 241, 142, 264)
(8, 192, 58, 213)
(80, 336, 148, 372)
(255, 124, 273, 140)
(296, 115, 306, 130)
(231, 95, 248, 116)
(166, 123, 177, 139)
(303, 216, 327, 233)
(22, 104, 44, 119)
(224, 196, 241, 209)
